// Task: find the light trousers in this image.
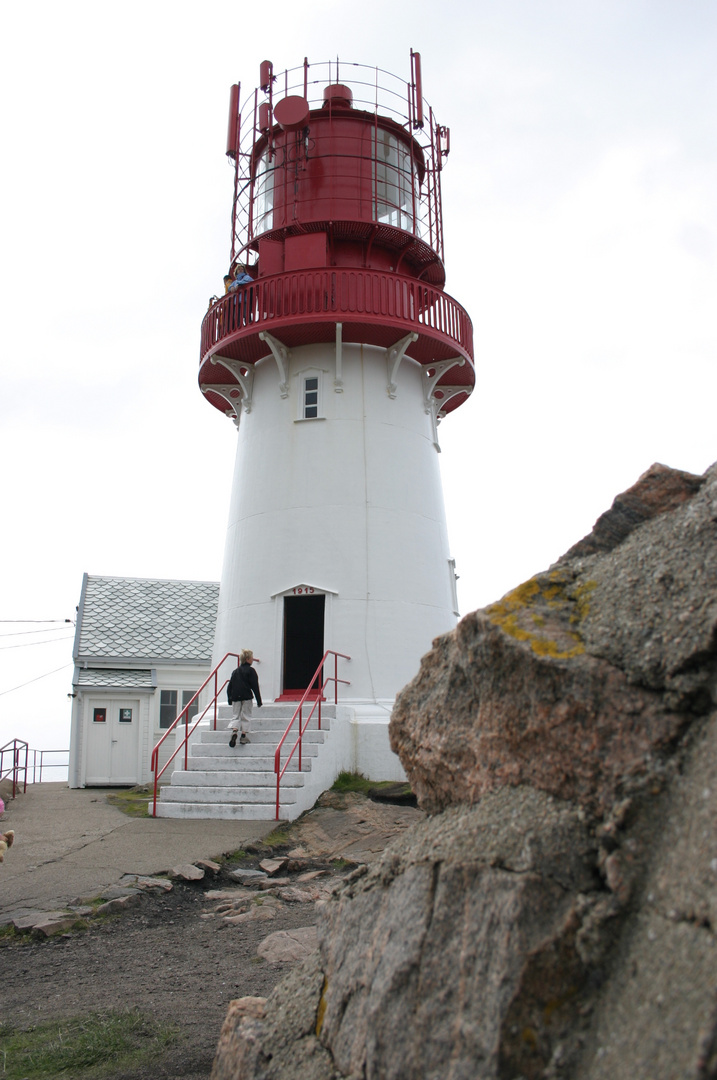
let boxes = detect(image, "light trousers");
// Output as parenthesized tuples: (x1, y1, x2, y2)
(230, 699, 252, 733)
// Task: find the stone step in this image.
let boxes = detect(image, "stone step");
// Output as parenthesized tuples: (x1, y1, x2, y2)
(160, 784, 297, 804)
(155, 801, 280, 821)
(169, 769, 305, 787)
(185, 755, 312, 772)
(214, 704, 336, 720)
(190, 740, 319, 757)
(210, 717, 332, 733)
(197, 728, 327, 745)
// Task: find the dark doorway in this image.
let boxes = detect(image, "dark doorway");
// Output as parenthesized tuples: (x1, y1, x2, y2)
(282, 594, 325, 695)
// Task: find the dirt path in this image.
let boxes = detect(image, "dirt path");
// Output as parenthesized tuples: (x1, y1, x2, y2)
(0, 791, 422, 1080)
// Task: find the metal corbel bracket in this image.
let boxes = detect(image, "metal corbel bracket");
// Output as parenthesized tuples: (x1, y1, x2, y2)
(423, 356, 465, 405)
(435, 385, 473, 420)
(212, 355, 255, 413)
(423, 357, 465, 452)
(386, 332, 419, 398)
(200, 383, 244, 427)
(259, 331, 290, 398)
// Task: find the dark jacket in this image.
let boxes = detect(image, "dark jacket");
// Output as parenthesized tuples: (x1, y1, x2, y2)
(227, 663, 262, 708)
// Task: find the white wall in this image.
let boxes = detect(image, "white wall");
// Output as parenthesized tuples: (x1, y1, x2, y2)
(212, 341, 457, 706)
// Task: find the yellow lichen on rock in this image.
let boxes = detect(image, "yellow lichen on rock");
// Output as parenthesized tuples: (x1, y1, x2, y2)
(486, 574, 593, 658)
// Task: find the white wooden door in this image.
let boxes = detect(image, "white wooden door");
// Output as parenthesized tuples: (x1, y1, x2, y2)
(85, 698, 141, 784)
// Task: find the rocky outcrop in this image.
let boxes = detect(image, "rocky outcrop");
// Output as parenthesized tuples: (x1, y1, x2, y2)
(390, 461, 717, 814)
(211, 463, 717, 1080)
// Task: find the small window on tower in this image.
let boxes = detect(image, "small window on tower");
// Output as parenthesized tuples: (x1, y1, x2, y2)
(296, 371, 324, 421)
(304, 377, 319, 418)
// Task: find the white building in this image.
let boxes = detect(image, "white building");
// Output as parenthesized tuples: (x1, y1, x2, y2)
(68, 574, 218, 787)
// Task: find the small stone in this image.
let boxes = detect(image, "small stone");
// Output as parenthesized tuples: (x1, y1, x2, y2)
(259, 857, 289, 875)
(119, 874, 172, 891)
(204, 888, 253, 900)
(32, 916, 78, 937)
(169, 864, 205, 881)
(276, 886, 319, 903)
(296, 870, 328, 882)
(224, 907, 276, 926)
(96, 894, 142, 915)
(101, 885, 141, 901)
(230, 869, 268, 884)
(195, 859, 221, 875)
(13, 910, 69, 931)
(135, 875, 173, 891)
(256, 925, 318, 962)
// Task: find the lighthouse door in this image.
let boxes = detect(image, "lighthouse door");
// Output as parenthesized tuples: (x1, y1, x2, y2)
(282, 594, 325, 695)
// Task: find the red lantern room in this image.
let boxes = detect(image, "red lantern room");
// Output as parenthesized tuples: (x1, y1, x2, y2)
(199, 53, 474, 423)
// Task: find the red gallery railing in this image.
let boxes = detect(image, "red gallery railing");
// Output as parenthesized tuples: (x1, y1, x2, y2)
(200, 269, 474, 375)
(273, 649, 350, 820)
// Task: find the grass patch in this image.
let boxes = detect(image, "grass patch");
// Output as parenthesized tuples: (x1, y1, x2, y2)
(220, 849, 247, 864)
(0, 1009, 178, 1079)
(330, 772, 411, 799)
(262, 827, 291, 847)
(105, 787, 151, 818)
(331, 771, 374, 794)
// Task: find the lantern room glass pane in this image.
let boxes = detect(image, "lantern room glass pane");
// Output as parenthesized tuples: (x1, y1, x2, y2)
(373, 130, 415, 233)
(254, 150, 274, 235)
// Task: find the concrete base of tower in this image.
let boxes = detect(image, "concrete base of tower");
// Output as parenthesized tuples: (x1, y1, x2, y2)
(337, 702, 406, 782)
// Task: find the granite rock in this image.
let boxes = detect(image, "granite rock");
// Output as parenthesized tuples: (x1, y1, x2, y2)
(390, 461, 717, 815)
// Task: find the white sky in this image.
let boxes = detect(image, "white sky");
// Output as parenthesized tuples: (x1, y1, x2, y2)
(1, 0, 715, 754)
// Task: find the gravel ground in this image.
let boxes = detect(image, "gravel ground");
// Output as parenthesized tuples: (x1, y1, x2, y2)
(0, 851, 340, 1080)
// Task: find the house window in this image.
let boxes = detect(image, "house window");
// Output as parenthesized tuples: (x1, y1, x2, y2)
(182, 690, 199, 723)
(159, 690, 177, 729)
(159, 690, 198, 729)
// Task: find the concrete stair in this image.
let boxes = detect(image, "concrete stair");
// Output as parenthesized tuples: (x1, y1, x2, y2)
(155, 703, 335, 821)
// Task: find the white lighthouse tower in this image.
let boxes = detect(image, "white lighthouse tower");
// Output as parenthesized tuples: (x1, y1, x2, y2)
(199, 54, 474, 788)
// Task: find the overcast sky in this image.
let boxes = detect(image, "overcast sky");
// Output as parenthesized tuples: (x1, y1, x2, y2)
(1, 0, 715, 756)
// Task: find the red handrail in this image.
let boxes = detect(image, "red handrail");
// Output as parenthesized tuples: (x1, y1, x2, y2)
(0, 739, 29, 798)
(150, 652, 241, 816)
(273, 650, 350, 819)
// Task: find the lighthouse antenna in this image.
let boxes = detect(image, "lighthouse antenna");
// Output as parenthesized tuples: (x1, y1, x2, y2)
(410, 49, 424, 129)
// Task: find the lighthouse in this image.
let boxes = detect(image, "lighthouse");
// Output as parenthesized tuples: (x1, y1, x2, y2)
(199, 54, 474, 779)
